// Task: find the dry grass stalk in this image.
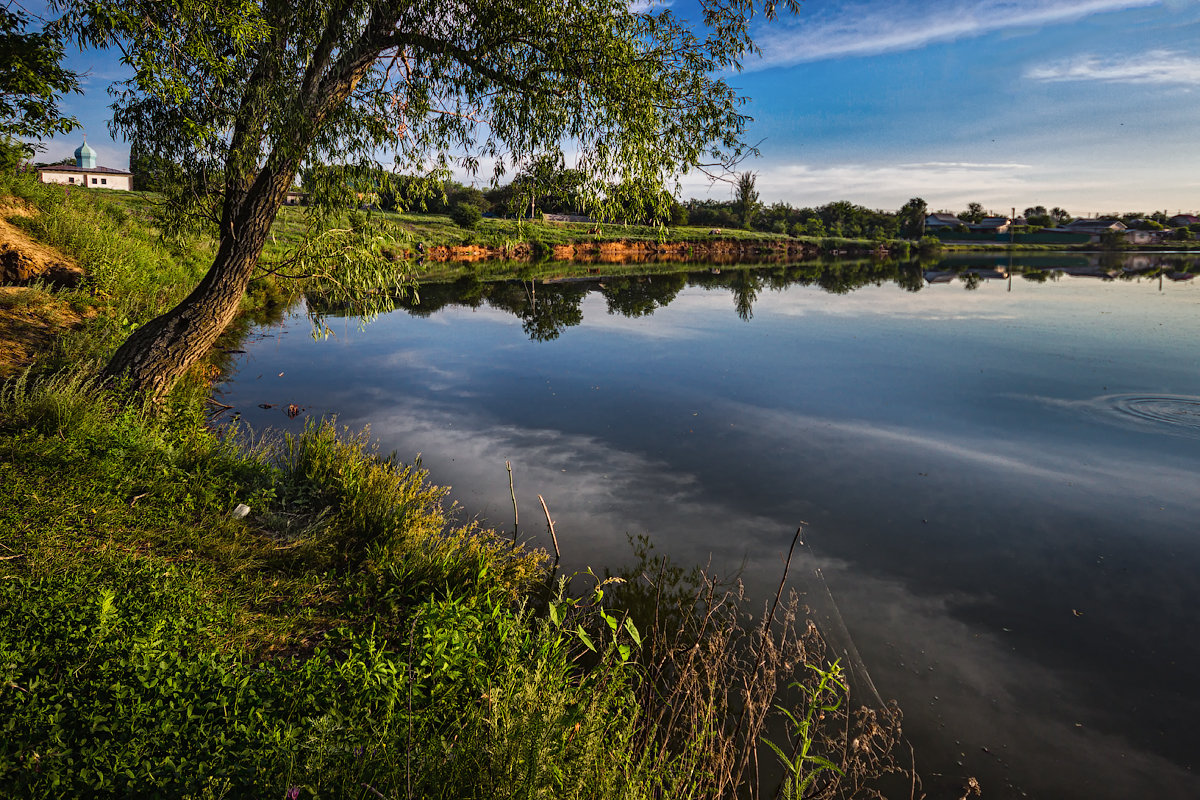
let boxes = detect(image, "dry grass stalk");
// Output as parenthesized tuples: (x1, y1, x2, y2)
(609, 536, 920, 799)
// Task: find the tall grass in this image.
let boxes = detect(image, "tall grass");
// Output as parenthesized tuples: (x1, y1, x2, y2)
(1, 369, 914, 797)
(0, 173, 286, 374)
(1, 174, 914, 798)
(2, 178, 209, 312)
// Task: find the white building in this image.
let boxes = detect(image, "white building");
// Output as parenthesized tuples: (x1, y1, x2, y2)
(37, 139, 133, 191)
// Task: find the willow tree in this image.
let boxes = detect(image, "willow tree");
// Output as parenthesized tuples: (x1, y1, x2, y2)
(60, 0, 792, 399)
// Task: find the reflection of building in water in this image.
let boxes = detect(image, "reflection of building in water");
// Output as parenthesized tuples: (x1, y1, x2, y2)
(965, 266, 1007, 279)
(1053, 266, 1121, 279)
(918, 255, 1200, 285)
(1121, 256, 1157, 273)
(923, 267, 1007, 285)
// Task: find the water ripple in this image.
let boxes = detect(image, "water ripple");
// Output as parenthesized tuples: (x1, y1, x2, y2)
(1101, 394, 1200, 436)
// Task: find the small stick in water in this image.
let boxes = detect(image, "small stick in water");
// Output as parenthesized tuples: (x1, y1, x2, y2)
(538, 494, 561, 562)
(507, 460, 520, 546)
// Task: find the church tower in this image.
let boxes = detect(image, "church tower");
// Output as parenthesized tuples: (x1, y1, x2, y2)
(74, 138, 97, 170)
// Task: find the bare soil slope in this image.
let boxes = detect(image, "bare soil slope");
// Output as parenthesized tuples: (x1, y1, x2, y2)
(0, 203, 91, 376)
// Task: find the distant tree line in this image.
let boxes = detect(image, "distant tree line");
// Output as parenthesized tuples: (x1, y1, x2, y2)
(295, 158, 689, 230)
(288, 162, 1200, 241)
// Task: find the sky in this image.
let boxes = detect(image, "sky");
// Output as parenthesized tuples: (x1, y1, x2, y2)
(25, 0, 1200, 216)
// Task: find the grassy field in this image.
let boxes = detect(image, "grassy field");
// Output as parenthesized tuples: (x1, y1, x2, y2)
(268, 201, 799, 250)
(0, 177, 913, 798)
(75, 187, 893, 262)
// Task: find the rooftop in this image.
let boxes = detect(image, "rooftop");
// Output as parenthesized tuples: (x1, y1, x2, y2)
(36, 164, 132, 175)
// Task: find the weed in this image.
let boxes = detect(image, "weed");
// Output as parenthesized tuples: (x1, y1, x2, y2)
(0, 287, 43, 310)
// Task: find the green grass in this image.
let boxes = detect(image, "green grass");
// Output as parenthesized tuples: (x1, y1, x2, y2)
(336, 208, 792, 249)
(0, 178, 293, 375)
(0, 372, 727, 799)
(0, 173, 913, 798)
(90, 188, 876, 261)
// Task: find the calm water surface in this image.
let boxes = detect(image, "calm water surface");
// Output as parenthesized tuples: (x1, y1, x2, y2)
(219, 256, 1200, 799)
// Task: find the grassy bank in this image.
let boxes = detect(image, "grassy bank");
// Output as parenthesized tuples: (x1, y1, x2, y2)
(49, 187, 902, 265)
(270, 201, 822, 251)
(0, 176, 912, 798)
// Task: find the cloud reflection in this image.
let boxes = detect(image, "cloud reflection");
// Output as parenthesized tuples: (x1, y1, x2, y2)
(329, 391, 1198, 797)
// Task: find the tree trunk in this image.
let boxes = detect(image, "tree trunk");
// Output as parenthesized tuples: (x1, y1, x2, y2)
(101, 11, 384, 402)
(103, 179, 287, 400)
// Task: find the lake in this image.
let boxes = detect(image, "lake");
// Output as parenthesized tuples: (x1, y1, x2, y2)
(218, 253, 1200, 799)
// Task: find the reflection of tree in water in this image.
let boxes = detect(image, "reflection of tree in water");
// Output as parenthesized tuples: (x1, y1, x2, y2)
(1098, 250, 1128, 272)
(486, 281, 588, 341)
(813, 262, 884, 295)
(730, 269, 760, 321)
(1162, 255, 1200, 273)
(959, 272, 983, 291)
(765, 266, 793, 291)
(380, 252, 1200, 337)
(396, 276, 487, 317)
(893, 265, 926, 293)
(602, 273, 687, 317)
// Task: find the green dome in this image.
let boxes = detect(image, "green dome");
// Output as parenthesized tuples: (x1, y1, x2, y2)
(74, 139, 97, 169)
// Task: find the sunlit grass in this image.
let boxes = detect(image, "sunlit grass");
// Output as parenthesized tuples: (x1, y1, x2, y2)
(0, 173, 913, 798)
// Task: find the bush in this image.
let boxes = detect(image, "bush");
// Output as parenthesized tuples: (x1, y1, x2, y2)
(449, 186, 490, 214)
(918, 234, 942, 253)
(0, 137, 32, 172)
(528, 237, 554, 261)
(450, 201, 482, 229)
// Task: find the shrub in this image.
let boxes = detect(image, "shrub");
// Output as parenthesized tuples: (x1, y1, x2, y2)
(450, 201, 482, 229)
(918, 234, 942, 253)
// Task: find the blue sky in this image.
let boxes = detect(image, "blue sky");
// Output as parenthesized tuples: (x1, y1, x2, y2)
(30, 0, 1200, 215)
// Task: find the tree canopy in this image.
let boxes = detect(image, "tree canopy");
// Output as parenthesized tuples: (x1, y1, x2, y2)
(734, 171, 759, 229)
(897, 197, 927, 239)
(959, 202, 986, 224)
(0, 5, 80, 167)
(53, 0, 799, 398)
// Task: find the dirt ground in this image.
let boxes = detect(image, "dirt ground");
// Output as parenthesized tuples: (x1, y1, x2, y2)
(0, 203, 92, 377)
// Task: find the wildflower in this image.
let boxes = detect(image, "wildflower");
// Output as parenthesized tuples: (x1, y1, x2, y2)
(285, 786, 300, 800)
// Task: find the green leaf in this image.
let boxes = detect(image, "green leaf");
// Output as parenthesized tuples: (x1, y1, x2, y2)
(576, 625, 596, 652)
(622, 617, 642, 647)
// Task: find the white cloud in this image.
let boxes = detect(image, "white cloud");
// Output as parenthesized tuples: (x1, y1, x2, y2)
(680, 153, 1200, 214)
(628, 0, 673, 11)
(751, 0, 1162, 69)
(899, 161, 1032, 170)
(683, 159, 1054, 210)
(1026, 49, 1200, 84)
